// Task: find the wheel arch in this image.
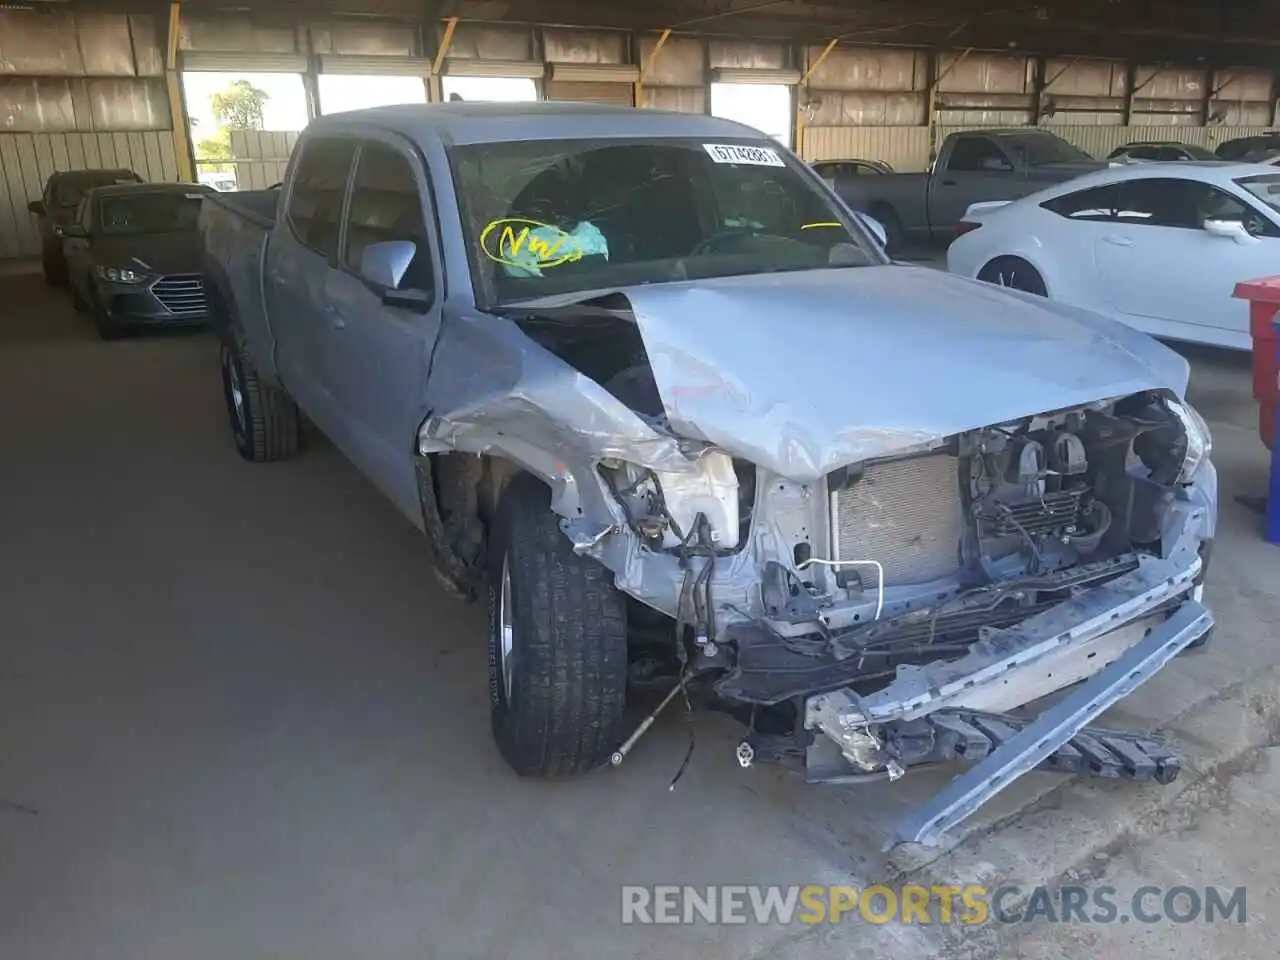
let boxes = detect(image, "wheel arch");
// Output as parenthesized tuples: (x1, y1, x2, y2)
(414, 450, 531, 602)
(978, 251, 1055, 298)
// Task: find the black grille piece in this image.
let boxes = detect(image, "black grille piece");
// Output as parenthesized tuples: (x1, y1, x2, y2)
(151, 273, 207, 316)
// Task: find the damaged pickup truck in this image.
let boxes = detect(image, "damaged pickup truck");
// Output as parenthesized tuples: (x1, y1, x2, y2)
(200, 103, 1216, 845)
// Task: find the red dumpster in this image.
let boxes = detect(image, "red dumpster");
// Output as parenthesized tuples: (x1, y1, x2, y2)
(1234, 276, 1280, 451)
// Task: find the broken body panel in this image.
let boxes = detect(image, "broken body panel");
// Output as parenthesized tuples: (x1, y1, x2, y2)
(203, 103, 1217, 845)
(418, 265, 1215, 828)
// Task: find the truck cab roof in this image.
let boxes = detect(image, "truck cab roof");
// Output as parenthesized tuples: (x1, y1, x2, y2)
(309, 101, 768, 147)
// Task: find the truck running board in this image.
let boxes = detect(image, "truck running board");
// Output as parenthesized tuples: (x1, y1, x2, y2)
(885, 599, 1212, 848)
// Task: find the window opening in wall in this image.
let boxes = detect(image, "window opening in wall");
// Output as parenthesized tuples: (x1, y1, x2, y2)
(441, 77, 538, 102)
(710, 83, 792, 149)
(318, 75, 428, 115)
(182, 72, 308, 192)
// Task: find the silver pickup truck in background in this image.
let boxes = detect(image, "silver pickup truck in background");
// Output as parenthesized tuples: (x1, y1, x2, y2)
(832, 128, 1106, 249)
(200, 103, 1216, 847)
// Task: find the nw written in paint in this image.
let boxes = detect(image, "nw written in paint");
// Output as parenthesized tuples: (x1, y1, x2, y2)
(480, 218, 585, 269)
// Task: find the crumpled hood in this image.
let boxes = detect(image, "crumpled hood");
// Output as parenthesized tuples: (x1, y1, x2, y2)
(617, 266, 1190, 482)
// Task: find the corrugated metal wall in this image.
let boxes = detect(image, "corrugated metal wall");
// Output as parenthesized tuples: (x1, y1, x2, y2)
(0, 131, 179, 258)
(227, 130, 296, 188)
(803, 126, 931, 170)
(5, 9, 1280, 259)
(543, 28, 631, 104)
(0, 10, 179, 259)
(639, 34, 705, 113)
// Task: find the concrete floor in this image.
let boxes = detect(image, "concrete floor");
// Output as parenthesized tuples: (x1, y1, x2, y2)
(0, 275, 1276, 959)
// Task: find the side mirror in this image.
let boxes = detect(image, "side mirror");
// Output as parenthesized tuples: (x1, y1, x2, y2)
(360, 240, 417, 290)
(60, 224, 87, 239)
(854, 211, 888, 249)
(1203, 218, 1255, 244)
(27, 200, 46, 216)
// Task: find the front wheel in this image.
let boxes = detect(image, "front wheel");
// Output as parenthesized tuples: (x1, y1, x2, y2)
(487, 474, 629, 777)
(42, 251, 67, 288)
(978, 256, 1047, 296)
(89, 293, 124, 340)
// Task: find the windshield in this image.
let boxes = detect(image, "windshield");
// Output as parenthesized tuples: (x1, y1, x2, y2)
(1012, 134, 1094, 165)
(1236, 174, 1280, 214)
(448, 137, 880, 307)
(98, 192, 207, 235)
(51, 172, 139, 208)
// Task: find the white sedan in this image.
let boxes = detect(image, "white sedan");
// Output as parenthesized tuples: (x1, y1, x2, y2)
(946, 162, 1280, 350)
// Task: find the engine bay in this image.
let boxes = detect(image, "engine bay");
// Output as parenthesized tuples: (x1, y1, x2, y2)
(589, 389, 1208, 709)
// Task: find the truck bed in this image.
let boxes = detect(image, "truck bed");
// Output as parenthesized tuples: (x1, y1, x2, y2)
(199, 188, 281, 379)
(203, 188, 279, 230)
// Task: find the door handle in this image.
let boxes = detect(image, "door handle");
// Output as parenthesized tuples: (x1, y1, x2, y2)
(1102, 235, 1134, 247)
(940, 179, 957, 186)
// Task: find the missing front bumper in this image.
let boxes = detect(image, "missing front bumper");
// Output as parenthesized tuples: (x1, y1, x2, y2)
(884, 599, 1210, 846)
(797, 547, 1209, 846)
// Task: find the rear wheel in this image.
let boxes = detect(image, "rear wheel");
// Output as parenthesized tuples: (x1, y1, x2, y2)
(219, 336, 299, 462)
(978, 256, 1047, 296)
(487, 474, 628, 777)
(868, 204, 906, 256)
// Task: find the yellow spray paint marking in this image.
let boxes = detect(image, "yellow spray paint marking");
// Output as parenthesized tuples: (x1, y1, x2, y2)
(801, 221, 842, 230)
(480, 218, 584, 269)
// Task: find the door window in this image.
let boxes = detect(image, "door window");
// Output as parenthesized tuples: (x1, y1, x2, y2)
(1124, 145, 1159, 161)
(1157, 146, 1186, 162)
(286, 137, 357, 259)
(1115, 177, 1271, 233)
(1041, 184, 1119, 221)
(342, 141, 434, 293)
(945, 138, 1012, 173)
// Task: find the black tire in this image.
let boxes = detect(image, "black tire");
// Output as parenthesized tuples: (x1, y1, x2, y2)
(90, 294, 124, 341)
(219, 336, 300, 462)
(978, 256, 1048, 297)
(487, 474, 628, 777)
(869, 204, 906, 256)
(42, 252, 67, 288)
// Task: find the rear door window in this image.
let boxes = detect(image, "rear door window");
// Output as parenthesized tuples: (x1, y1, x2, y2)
(1040, 184, 1119, 221)
(945, 138, 1013, 173)
(287, 137, 357, 260)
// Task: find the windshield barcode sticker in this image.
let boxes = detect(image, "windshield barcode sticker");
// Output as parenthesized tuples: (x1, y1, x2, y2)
(703, 143, 785, 167)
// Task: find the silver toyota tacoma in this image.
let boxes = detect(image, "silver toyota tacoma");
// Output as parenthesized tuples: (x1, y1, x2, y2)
(200, 103, 1216, 846)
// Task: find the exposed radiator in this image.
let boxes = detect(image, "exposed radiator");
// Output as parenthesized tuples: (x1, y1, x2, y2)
(830, 453, 965, 588)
